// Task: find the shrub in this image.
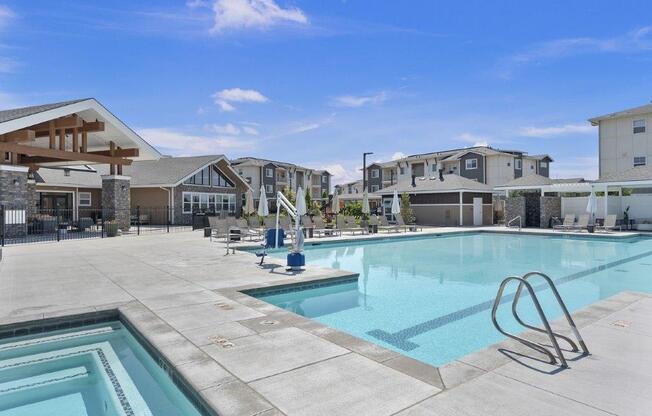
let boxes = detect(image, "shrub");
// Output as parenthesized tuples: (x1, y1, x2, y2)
(400, 193, 416, 224)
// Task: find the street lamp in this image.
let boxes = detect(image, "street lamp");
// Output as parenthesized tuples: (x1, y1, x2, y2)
(362, 152, 374, 193)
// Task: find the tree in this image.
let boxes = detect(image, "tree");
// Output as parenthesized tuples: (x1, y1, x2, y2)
(282, 186, 296, 205)
(400, 193, 416, 224)
(342, 202, 363, 217)
(305, 188, 312, 210)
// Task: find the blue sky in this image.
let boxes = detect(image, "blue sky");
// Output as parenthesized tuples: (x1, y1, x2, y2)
(1, 1, 651, 184)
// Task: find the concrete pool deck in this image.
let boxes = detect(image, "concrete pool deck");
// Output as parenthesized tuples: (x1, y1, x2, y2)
(0, 227, 651, 415)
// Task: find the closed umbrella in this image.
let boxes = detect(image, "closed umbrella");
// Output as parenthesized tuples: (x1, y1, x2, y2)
(296, 187, 307, 216)
(257, 185, 269, 217)
(245, 188, 255, 215)
(362, 191, 370, 214)
(331, 192, 340, 214)
(391, 190, 401, 219)
(586, 190, 597, 224)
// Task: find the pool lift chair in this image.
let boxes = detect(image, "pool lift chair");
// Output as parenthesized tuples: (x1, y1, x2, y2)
(492, 271, 589, 368)
(256, 190, 306, 270)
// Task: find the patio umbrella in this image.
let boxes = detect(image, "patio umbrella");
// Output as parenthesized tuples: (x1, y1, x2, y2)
(296, 187, 307, 216)
(362, 191, 370, 215)
(244, 188, 255, 215)
(257, 185, 269, 217)
(586, 190, 597, 224)
(331, 192, 340, 214)
(391, 190, 401, 217)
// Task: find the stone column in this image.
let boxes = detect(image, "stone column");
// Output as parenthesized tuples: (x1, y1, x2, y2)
(0, 165, 30, 238)
(101, 175, 131, 230)
(539, 196, 561, 228)
(504, 196, 526, 227)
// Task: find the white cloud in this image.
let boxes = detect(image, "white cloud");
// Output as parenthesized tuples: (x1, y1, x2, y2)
(208, 0, 308, 34)
(496, 25, 652, 79)
(321, 163, 360, 185)
(242, 125, 259, 135)
(0, 5, 14, 28)
(205, 122, 241, 135)
(457, 132, 491, 147)
(212, 87, 268, 112)
(332, 91, 387, 108)
(520, 124, 594, 138)
(137, 127, 255, 156)
(391, 151, 406, 160)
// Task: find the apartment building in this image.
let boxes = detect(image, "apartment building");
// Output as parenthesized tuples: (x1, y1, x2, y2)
(230, 157, 330, 207)
(334, 179, 381, 209)
(364, 146, 552, 193)
(589, 102, 652, 178)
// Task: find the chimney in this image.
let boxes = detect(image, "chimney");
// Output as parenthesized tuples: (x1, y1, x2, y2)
(411, 175, 416, 187)
(438, 168, 444, 181)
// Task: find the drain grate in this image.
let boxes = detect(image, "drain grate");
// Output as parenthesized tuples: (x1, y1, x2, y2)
(613, 320, 631, 328)
(209, 336, 235, 348)
(259, 320, 279, 326)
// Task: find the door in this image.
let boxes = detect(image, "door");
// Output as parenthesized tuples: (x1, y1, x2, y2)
(473, 197, 483, 226)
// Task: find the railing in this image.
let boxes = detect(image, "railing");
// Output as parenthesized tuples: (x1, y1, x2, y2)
(491, 271, 589, 368)
(507, 215, 522, 231)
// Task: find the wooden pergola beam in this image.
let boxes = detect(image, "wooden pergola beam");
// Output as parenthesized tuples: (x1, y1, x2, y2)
(0, 129, 35, 142)
(33, 121, 105, 138)
(0, 142, 133, 165)
(29, 115, 82, 131)
(19, 148, 139, 164)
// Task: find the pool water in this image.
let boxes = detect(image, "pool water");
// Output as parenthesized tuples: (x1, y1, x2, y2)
(260, 232, 652, 367)
(0, 322, 204, 416)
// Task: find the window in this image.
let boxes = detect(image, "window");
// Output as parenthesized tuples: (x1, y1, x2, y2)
(265, 184, 274, 194)
(184, 166, 211, 186)
(3, 152, 10, 162)
(210, 169, 234, 188)
(514, 159, 522, 170)
(399, 167, 405, 175)
(540, 161, 548, 168)
(530, 164, 534, 170)
(465, 158, 478, 170)
(431, 164, 438, 173)
(371, 169, 379, 178)
(347, 185, 352, 194)
(245, 177, 252, 184)
(182, 192, 236, 214)
(371, 185, 379, 192)
(78, 192, 91, 206)
(322, 175, 328, 183)
(633, 119, 646, 134)
(265, 168, 274, 178)
(634, 156, 647, 167)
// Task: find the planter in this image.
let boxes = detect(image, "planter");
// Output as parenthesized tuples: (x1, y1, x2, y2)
(105, 222, 119, 237)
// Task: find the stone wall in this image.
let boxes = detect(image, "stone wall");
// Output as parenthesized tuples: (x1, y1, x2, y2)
(102, 175, 131, 230)
(539, 196, 561, 228)
(0, 165, 30, 238)
(504, 196, 525, 227)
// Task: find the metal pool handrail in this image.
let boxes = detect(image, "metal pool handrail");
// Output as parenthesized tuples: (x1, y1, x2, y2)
(507, 216, 522, 231)
(492, 272, 589, 368)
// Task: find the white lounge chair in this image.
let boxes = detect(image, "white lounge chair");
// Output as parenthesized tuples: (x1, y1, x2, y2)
(553, 214, 575, 231)
(313, 216, 340, 237)
(396, 213, 422, 232)
(378, 215, 400, 233)
(596, 215, 621, 232)
(573, 214, 590, 232)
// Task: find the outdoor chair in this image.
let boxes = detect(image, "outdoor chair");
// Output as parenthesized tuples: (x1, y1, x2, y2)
(553, 214, 575, 231)
(396, 213, 422, 232)
(236, 219, 264, 241)
(596, 214, 621, 232)
(301, 215, 315, 237)
(247, 216, 264, 233)
(208, 217, 239, 242)
(573, 214, 590, 232)
(313, 216, 341, 237)
(341, 216, 365, 235)
(378, 215, 400, 233)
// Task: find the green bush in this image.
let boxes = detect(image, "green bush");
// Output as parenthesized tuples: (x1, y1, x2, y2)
(400, 193, 416, 224)
(341, 202, 363, 217)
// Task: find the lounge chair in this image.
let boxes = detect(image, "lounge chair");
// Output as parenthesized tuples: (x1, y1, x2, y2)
(279, 216, 296, 236)
(596, 214, 621, 232)
(378, 215, 400, 233)
(236, 219, 264, 241)
(263, 216, 276, 230)
(313, 216, 341, 237)
(301, 215, 315, 238)
(341, 216, 365, 235)
(573, 214, 590, 232)
(396, 213, 422, 232)
(553, 214, 575, 231)
(208, 217, 232, 242)
(247, 216, 264, 233)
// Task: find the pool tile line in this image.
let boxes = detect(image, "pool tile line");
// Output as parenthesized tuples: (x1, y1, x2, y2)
(366, 249, 652, 351)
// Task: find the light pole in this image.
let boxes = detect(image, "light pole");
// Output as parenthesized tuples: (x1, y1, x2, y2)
(362, 152, 374, 193)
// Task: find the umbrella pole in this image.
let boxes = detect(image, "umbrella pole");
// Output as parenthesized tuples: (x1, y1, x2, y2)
(275, 205, 280, 249)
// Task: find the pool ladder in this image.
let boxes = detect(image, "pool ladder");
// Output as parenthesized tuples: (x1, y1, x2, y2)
(491, 271, 589, 368)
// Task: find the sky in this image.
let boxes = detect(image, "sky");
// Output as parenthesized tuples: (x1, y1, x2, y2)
(1, 0, 651, 185)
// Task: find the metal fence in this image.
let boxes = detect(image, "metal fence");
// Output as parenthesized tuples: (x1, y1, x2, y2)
(0, 205, 193, 246)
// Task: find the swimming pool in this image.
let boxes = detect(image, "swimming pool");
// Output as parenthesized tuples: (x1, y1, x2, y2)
(0, 320, 205, 416)
(257, 232, 652, 367)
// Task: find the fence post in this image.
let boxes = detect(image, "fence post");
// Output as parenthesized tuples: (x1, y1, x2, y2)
(101, 211, 104, 238)
(55, 207, 60, 242)
(0, 205, 4, 247)
(166, 205, 170, 233)
(137, 205, 141, 236)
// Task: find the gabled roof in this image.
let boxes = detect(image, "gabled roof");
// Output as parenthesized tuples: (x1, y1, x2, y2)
(376, 174, 493, 194)
(0, 99, 90, 123)
(36, 155, 250, 189)
(495, 174, 584, 189)
(589, 103, 652, 125)
(231, 156, 330, 175)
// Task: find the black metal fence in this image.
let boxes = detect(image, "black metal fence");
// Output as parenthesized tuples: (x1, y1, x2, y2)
(0, 205, 192, 246)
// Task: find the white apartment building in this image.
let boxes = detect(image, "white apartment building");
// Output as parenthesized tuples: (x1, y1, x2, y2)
(589, 102, 652, 178)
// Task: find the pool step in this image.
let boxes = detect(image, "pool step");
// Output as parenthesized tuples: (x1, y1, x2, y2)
(0, 366, 89, 396)
(0, 327, 115, 353)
